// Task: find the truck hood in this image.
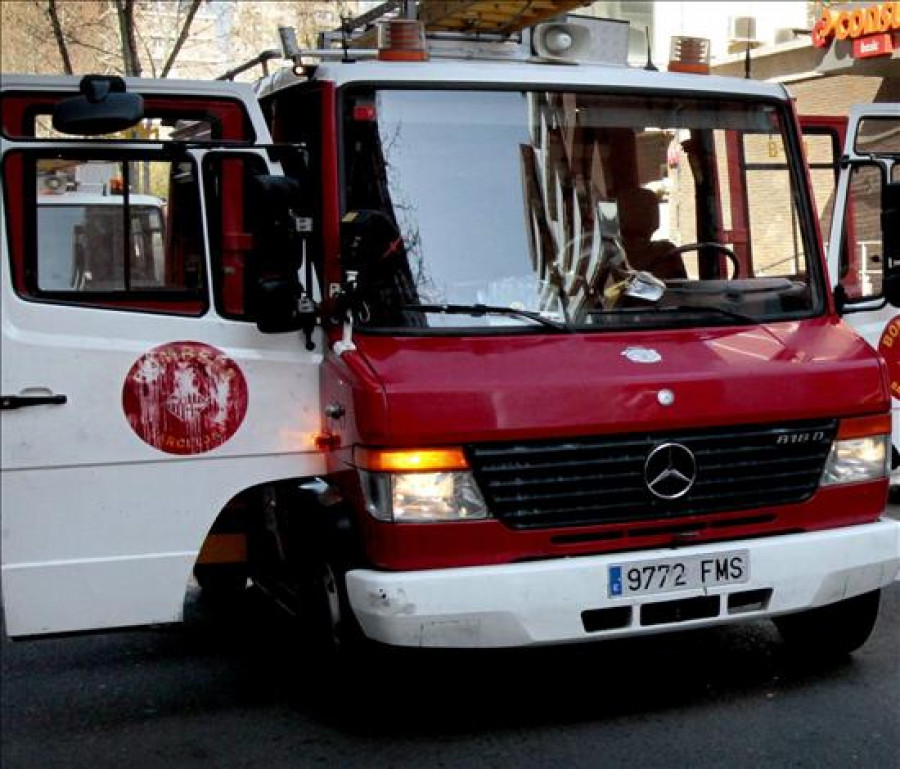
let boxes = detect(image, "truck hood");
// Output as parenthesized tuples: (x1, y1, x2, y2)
(349, 317, 888, 445)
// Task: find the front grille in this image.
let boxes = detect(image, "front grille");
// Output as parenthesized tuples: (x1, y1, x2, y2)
(467, 419, 837, 529)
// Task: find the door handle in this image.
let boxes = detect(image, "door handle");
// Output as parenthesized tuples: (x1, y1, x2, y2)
(1, 393, 68, 410)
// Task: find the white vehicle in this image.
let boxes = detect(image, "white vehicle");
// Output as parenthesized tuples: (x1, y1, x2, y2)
(822, 103, 900, 493)
(38, 182, 167, 292)
(2, 4, 899, 664)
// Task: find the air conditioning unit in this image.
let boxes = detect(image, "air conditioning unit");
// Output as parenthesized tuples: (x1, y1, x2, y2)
(774, 27, 797, 45)
(730, 16, 758, 43)
(728, 16, 761, 52)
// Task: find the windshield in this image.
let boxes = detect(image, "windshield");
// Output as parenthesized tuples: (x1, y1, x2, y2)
(342, 88, 823, 332)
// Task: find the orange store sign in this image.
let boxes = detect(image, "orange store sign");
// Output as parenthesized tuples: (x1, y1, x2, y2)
(812, 2, 900, 49)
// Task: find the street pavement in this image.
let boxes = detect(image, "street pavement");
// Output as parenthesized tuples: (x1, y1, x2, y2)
(2, 510, 898, 768)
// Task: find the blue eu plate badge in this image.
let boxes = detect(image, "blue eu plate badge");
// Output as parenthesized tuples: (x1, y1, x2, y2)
(609, 565, 623, 596)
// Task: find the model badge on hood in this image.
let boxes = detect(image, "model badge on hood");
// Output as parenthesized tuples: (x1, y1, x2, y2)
(622, 346, 662, 364)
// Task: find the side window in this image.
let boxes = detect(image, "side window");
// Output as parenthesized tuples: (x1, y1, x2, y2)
(5, 152, 206, 314)
(204, 152, 273, 320)
(740, 132, 807, 279)
(842, 164, 885, 299)
(803, 129, 842, 255)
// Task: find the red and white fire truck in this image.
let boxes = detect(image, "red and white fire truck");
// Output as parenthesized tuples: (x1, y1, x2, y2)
(2, 2, 898, 661)
(801, 106, 900, 493)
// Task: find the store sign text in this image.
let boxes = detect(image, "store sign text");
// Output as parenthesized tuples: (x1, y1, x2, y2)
(853, 32, 895, 55)
(812, 2, 900, 49)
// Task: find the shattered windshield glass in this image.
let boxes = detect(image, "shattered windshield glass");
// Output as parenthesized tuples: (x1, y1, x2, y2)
(342, 88, 823, 332)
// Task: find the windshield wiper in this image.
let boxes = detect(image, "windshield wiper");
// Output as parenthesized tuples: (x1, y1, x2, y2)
(662, 304, 759, 324)
(402, 303, 569, 331)
(588, 304, 758, 325)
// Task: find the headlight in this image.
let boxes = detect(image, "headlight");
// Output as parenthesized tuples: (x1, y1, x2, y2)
(356, 447, 489, 523)
(821, 434, 890, 486)
(362, 470, 489, 522)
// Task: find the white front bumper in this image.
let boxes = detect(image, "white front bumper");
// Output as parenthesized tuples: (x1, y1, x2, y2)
(346, 520, 900, 648)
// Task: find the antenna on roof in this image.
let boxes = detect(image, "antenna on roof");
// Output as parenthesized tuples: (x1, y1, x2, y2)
(644, 26, 657, 71)
(340, 14, 353, 61)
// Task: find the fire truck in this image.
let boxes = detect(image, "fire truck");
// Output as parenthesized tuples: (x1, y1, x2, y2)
(2, 2, 899, 662)
(800, 106, 900, 495)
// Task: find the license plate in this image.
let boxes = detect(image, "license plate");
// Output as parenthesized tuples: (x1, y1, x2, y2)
(608, 550, 750, 598)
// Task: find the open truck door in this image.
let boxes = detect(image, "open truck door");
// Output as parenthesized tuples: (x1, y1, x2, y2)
(0, 75, 322, 636)
(820, 103, 900, 486)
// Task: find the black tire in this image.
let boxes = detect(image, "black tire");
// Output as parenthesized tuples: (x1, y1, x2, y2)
(774, 589, 881, 659)
(297, 559, 368, 662)
(193, 563, 248, 601)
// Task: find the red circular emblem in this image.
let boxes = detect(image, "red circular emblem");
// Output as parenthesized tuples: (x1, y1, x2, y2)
(878, 316, 900, 402)
(122, 341, 248, 455)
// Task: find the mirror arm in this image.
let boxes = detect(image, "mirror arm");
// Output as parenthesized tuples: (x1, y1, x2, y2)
(296, 232, 317, 351)
(332, 271, 358, 355)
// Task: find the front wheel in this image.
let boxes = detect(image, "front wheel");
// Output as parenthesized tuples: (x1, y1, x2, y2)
(774, 589, 881, 659)
(298, 559, 369, 662)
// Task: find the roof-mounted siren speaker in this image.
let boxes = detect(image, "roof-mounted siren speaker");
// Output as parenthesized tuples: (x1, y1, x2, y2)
(531, 15, 629, 66)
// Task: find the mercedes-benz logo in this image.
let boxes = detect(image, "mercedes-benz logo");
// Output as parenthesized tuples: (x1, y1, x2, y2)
(644, 442, 697, 500)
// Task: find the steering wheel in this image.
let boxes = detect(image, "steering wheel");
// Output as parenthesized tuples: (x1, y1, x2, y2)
(663, 242, 740, 279)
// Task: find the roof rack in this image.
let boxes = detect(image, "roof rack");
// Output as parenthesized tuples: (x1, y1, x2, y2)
(217, 50, 282, 81)
(323, 0, 592, 48)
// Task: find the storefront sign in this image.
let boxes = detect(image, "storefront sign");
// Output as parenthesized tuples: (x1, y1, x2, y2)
(854, 31, 896, 55)
(813, 2, 900, 51)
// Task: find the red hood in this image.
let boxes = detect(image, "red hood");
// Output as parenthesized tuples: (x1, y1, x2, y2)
(344, 317, 888, 446)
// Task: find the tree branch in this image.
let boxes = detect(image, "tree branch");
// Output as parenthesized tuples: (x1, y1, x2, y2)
(46, 0, 74, 74)
(135, 25, 158, 78)
(160, 0, 202, 78)
(114, 0, 141, 76)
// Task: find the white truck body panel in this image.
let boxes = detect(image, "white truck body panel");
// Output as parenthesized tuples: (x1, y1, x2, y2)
(1, 75, 323, 636)
(826, 102, 900, 480)
(259, 57, 792, 98)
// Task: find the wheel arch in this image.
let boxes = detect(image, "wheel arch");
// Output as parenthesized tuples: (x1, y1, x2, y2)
(186, 473, 359, 602)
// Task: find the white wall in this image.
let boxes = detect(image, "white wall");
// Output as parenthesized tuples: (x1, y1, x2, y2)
(651, 2, 810, 64)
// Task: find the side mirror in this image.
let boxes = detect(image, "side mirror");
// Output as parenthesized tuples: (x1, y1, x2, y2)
(247, 174, 317, 343)
(254, 278, 304, 334)
(52, 75, 144, 136)
(338, 210, 421, 326)
(340, 209, 403, 271)
(883, 181, 900, 307)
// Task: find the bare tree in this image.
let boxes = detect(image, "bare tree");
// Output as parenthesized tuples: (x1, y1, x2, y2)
(2, 1, 205, 78)
(47, 0, 74, 74)
(114, 0, 141, 75)
(3, 1, 360, 81)
(159, 0, 202, 77)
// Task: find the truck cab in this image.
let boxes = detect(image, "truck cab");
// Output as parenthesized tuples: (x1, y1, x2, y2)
(815, 105, 900, 493)
(245, 13, 899, 654)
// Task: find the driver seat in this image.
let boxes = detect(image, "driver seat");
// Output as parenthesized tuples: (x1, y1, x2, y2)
(618, 187, 686, 280)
